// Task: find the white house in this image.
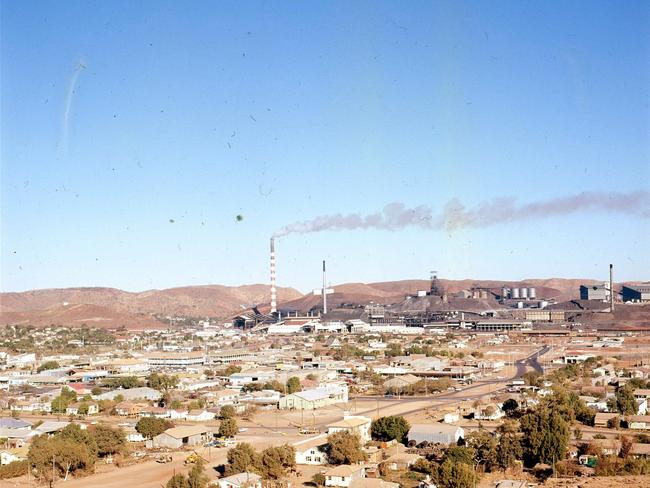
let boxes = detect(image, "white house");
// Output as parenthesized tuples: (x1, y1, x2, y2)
(187, 409, 214, 422)
(293, 434, 329, 465)
(324, 465, 365, 488)
(327, 416, 372, 443)
(218, 472, 262, 488)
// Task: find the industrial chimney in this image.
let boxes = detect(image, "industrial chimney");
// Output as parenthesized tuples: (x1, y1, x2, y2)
(270, 238, 277, 314)
(322, 260, 328, 315)
(610, 263, 614, 312)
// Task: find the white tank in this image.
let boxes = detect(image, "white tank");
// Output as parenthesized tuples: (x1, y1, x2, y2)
(501, 287, 510, 299)
(521, 287, 528, 299)
(512, 287, 520, 299)
(529, 287, 537, 299)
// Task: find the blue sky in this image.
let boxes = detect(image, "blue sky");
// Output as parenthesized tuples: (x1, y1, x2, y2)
(1, 0, 649, 293)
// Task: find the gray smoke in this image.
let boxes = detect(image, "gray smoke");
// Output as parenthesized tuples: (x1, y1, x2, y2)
(273, 191, 649, 237)
(273, 202, 433, 237)
(440, 191, 650, 230)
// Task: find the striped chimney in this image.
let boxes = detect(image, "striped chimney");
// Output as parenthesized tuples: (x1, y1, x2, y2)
(270, 237, 277, 313)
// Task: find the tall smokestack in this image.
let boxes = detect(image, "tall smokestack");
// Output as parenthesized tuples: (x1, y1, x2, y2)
(270, 238, 277, 314)
(322, 260, 327, 315)
(610, 263, 614, 312)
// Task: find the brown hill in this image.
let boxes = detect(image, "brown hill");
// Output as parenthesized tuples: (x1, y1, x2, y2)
(0, 303, 164, 330)
(0, 284, 303, 328)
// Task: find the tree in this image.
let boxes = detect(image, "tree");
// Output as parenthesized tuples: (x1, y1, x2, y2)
(219, 418, 239, 438)
(501, 399, 519, 416)
(166, 473, 190, 488)
(148, 373, 179, 391)
(58, 423, 98, 459)
(37, 360, 60, 373)
(286, 377, 302, 394)
(102, 376, 143, 389)
(520, 404, 570, 466)
(436, 459, 480, 488)
(326, 431, 367, 465)
(371, 416, 410, 443)
(260, 445, 296, 479)
(77, 402, 89, 415)
(91, 386, 103, 396)
(495, 420, 522, 470)
(188, 458, 210, 488)
(615, 385, 637, 415)
(442, 446, 476, 466)
(312, 473, 326, 486)
(220, 405, 236, 419)
(28, 435, 93, 483)
(465, 430, 496, 471)
(620, 436, 633, 459)
(225, 365, 242, 376)
(51, 386, 77, 413)
(136, 417, 173, 439)
(91, 424, 126, 457)
(225, 443, 260, 475)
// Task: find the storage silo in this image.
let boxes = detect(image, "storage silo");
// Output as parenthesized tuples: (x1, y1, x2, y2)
(501, 287, 510, 299)
(529, 287, 537, 299)
(512, 287, 520, 299)
(521, 287, 528, 299)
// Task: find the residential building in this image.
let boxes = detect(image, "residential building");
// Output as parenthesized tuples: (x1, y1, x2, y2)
(327, 416, 372, 443)
(324, 465, 366, 488)
(218, 472, 262, 488)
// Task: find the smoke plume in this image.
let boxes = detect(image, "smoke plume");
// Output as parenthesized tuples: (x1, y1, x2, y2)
(273, 202, 433, 237)
(273, 191, 649, 237)
(59, 62, 86, 156)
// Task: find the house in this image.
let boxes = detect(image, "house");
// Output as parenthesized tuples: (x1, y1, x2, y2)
(327, 416, 372, 443)
(324, 465, 366, 488)
(65, 402, 98, 416)
(115, 402, 143, 417)
(594, 412, 619, 427)
(383, 375, 420, 392)
(0, 448, 27, 465)
(187, 409, 214, 422)
(33, 421, 71, 436)
(407, 424, 464, 445)
(279, 384, 348, 410)
(152, 425, 212, 449)
(218, 472, 262, 488)
(381, 448, 423, 471)
(630, 443, 650, 458)
(293, 434, 329, 465)
(212, 389, 240, 407)
(474, 404, 505, 421)
(140, 406, 171, 419)
(96, 387, 161, 402)
(627, 415, 650, 430)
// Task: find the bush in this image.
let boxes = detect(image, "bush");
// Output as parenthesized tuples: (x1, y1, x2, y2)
(0, 460, 28, 479)
(312, 473, 326, 486)
(371, 416, 410, 443)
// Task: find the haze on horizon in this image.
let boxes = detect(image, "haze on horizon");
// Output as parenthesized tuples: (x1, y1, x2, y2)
(1, 1, 649, 293)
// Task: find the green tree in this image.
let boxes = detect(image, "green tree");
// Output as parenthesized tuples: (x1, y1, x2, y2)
(436, 459, 480, 488)
(615, 385, 637, 415)
(465, 430, 496, 471)
(37, 360, 60, 373)
(501, 399, 519, 416)
(260, 445, 296, 479)
(91, 424, 126, 457)
(495, 420, 522, 470)
(326, 431, 367, 465)
(148, 373, 180, 391)
(225, 365, 242, 376)
(225, 443, 260, 475)
(166, 473, 190, 488)
(371, 416, 410, 443)
(136, 417, 173, 439)
(520, 404, 570, 466)
(220, 405, 236, 419)
(188, 458, 210, 488)
(219, 418, 239, 439)
(286, 377, 302, 394)
(58, 423, 98, 459)
(77, 402, 89, 415)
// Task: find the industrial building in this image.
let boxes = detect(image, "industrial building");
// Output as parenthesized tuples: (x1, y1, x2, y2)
(407, 423, 464, 445)
(278, 384, 348, 410)
(622, 284, 650, 303)
(151, 425, 212, 449)
(146, 351, 206, 369)
(580, 284, 610, 301)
